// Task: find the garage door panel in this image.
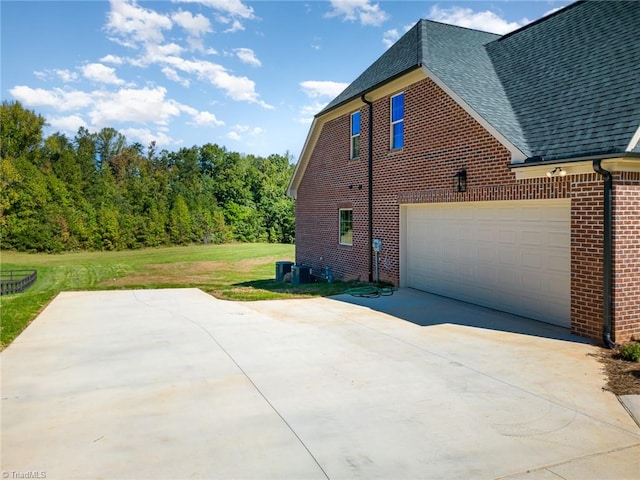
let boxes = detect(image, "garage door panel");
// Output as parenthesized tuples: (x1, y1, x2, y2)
(405, 200, 570, 327)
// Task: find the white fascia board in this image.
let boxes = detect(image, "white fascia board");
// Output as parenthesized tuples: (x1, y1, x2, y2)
(287, 118, 317, 199)
(626, 124, 640, 152)
(421, 66, 527, 164)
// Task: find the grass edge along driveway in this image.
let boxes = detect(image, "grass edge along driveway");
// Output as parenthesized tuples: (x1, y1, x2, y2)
(0, 243, 359, 349)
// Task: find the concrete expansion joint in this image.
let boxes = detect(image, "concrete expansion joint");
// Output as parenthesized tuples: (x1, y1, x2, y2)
(494, 442, 640, 480)
(187, 316, 331, 480)
(343, 311, 640, 437)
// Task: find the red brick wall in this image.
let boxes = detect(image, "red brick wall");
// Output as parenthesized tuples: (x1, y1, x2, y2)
(294, 76, 634, 343)
(613, 172, 640, 343)
(295, 111, 370, 281)
(570, 175, 604, 340)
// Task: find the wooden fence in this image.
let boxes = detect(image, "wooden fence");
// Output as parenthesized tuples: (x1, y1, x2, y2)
(1, 270, 37, 295)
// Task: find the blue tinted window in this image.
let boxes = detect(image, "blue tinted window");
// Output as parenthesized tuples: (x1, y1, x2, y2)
(392, 123, 404, 149)
(391, 93, 404, 149)
(391, 94, 404, 122)
(351, 111, 361, 159)
(351, 111, 360, 136)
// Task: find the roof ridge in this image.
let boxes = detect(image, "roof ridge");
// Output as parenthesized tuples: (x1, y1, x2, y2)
(495, 0, 583, 42)
(420, 18, 501, 37)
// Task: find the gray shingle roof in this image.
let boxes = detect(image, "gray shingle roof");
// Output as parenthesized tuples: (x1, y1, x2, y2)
(320, 21, 423, 114)
(486, 0, 640, 160)
(318, 0, 640, 161)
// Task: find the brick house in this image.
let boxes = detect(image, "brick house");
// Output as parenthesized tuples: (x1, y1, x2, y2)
(287, 0, 640, 344)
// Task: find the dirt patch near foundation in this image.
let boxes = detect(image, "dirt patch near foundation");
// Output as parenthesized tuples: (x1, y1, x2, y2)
(595, 347, 640, 395)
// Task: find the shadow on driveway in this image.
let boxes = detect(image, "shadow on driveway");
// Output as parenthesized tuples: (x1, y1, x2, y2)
(330, 287, 591, 344)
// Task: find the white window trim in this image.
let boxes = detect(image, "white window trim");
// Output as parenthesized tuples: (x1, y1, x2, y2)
(390, 92, 404, 150)
(339, 208, 353, 246)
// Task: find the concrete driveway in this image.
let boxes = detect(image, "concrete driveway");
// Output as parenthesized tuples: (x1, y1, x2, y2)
(2, 288, 639, 480)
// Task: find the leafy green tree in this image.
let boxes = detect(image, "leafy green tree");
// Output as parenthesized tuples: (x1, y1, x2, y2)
(169, 194, 193, 244)
(95, 127, 126, 170)
(1, 102, 296, 252)
(0, 158, 22, 229)
(0, 101, 45, 160)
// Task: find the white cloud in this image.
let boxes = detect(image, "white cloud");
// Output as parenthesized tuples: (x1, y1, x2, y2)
(82, 63, 125, 85)
(543, 7, 564, 17)
(232, 124, 262, 135)
(47, 114, 87, 133)
(33, 69, 79, 83)
(171, 10, 212, 37)
(326, 0, 389, 26)
(176, 0, 255, 19)
(190, 110, 225, 126)
(382, 23, 414, 48)
(106, 0, 172, 47)
(382, 29, 399, 48)
(142, 42, 185, 63)
(10, 86, 93, 111)
(297, 101, 328, 124)
(161, 67, 190, 87)
(224, 18, 245, 33)
(103, 2, 267, 107)
(300, 80, 348, 99)
(56, 69, 79, 82)
(428, 6, 528, 35)
(89, 86, 182, 126)
(227, 124, 263, 141)
(234, 48, 261, 67)
(176, 0, 255, 31)
(158, 56, 272, 108)
(100, 54, 125, 65)
(297, 81, 346, 122)
(120, 127, 179, 147)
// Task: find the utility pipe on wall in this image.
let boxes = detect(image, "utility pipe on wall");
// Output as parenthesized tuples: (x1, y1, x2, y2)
(592, 159, 617, 348)
(362, 94, 374, 283)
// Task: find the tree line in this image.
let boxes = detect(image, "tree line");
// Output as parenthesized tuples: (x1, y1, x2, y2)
(0, 101, 295, 252)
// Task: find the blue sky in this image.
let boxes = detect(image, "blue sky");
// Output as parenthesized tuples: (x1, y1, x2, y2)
(1, 0, 572, 159)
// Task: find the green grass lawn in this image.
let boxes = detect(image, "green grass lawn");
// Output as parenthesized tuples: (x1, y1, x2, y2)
(0, 243, 363, 349)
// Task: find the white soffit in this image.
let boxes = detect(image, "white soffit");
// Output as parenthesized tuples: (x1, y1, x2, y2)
(512, 158, 640, 180)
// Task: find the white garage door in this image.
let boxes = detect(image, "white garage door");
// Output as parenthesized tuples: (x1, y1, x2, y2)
(403, 199, 570, 327)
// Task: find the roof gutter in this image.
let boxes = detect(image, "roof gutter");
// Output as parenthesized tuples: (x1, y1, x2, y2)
(362, 94, 374, 283)
(510, 151, 640, 169)
(592, 159, 618, 349)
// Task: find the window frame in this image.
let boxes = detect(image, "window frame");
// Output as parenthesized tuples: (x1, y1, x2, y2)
(350, 111, 361, 159)
(339, 208, 353, 246)
(390, 92, 404, 150)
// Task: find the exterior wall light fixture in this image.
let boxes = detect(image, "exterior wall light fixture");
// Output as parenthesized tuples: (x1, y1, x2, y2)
(454, 169, 467, 192)
(546, 167, 567, 178)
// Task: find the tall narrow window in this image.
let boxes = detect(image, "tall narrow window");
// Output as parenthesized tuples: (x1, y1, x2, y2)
(339, 209, 353, 245)
(350, 111, 360, 159)
(391, 93, 404, 150)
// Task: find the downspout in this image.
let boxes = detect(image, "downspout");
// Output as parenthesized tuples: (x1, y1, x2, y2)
(592, 159, 617, 348)
(362, 94, 374, 283)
